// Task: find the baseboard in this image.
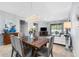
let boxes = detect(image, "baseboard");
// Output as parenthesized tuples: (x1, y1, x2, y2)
(53, 43, 65, 46)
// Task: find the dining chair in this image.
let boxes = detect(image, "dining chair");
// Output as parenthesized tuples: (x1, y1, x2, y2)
(36, 36, 54, 57)
(10, 35, 16, 57)
(0, 34, 3, 45)
(10, 35, 32, 57)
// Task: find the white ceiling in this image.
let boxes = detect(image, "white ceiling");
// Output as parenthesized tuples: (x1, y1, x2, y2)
(0, 2, 72, 21)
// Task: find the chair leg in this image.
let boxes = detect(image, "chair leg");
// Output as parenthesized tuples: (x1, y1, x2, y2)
(51, 49, 53, 57)
(11, 47, 14, 57)
(32, 48, 37, 57)
(16, 52, 19, 57)
(15, 51, 21, 57)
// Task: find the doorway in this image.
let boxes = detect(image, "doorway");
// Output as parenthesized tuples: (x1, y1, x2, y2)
(20, 20, 28, 36)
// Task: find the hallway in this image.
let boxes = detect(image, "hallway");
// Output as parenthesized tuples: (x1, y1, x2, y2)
(0, 44, 74, 57)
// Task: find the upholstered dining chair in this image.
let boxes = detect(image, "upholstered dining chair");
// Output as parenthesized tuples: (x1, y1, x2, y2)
(10, 35, 32, 57)
(36, 36, 54, 57)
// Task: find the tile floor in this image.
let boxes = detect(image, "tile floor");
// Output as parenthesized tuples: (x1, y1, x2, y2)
(0, 44, 74, 57)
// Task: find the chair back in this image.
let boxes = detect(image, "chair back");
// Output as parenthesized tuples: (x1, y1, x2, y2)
(0, 34, 3, 45)
(21, 36, 28, 40)
(10, 35, 24, 56)
(10, 35, 16, 49)
(48, 36, 54, 56)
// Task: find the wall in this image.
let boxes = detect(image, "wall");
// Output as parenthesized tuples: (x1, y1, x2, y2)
(70, 3, 79, 57)
(0, 10, 21, 33)
(37, 21, 49, 35)
(0, 10, 21, 45)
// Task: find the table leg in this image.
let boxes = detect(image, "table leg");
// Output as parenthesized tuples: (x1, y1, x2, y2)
(32, 48, 38, 57)
(11, 47, 14, 57)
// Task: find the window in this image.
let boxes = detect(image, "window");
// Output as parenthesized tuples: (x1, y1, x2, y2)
(50, 23, 63, 36)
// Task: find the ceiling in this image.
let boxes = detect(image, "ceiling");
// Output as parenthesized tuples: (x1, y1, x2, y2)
(0, 2, 72, 21)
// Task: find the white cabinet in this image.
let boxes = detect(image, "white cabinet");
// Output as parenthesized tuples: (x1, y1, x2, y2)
(54, 35, 65, 45)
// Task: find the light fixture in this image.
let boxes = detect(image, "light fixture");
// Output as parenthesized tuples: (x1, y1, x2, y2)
(64, 21, 72, 49)
(31, 15, 40, 20)
(64, 21, 71, 29)
(27, 15, 40, 21)
(33, 26, 36, 29)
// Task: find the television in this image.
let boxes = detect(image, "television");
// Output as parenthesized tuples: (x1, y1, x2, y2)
(40, 27, 47, 31)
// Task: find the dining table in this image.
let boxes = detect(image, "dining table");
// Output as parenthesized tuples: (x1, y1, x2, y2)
(22, 38, 48, 56)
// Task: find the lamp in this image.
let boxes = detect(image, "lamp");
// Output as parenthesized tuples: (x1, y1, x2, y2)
(64, 21, 71, 34)
(64, 21, 72, 49)
(64, 22, 71, 29)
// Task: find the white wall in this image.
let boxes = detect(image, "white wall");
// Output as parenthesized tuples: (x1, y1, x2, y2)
(37, 21, 49, 34)
(70, 3, 79, 57)
(0, 10, 21, 33)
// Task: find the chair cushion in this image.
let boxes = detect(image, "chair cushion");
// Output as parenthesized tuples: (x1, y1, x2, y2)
(37, 47, 49, 57)
(23, 48, 32, 57)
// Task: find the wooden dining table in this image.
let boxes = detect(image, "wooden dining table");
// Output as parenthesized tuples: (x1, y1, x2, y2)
(22, 38, 48, 56)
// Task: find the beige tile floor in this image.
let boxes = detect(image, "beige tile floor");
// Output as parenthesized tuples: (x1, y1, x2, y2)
(53, 44, 74, 57)
(0, 44, 74, 57)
